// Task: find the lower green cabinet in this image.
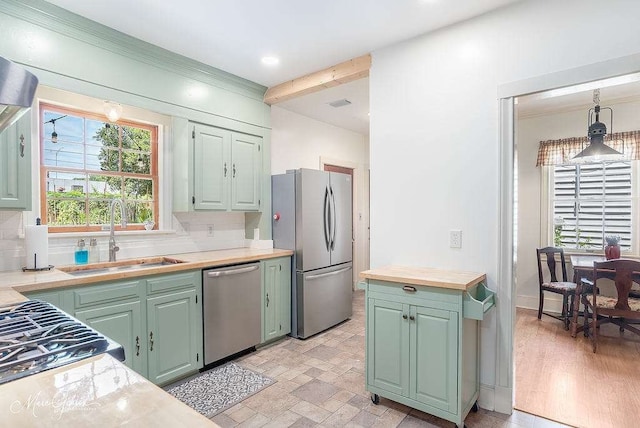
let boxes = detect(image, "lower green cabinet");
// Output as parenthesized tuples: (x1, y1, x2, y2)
(262, 257, 291, 343)
(363, 279, 479, 428)
(146, 288, 199, 384)
(27, 270, 202, 386)
(75, 300, 145, 375)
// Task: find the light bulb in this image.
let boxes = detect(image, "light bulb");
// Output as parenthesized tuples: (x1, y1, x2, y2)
(103, 101, 123, 122)
(51, 131, 58, 143)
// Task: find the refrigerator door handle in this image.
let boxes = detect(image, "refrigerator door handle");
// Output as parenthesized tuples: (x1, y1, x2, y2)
(305, 266, 352, 280)
(330, 187, 337, 250)
(323, 186, 330, 251)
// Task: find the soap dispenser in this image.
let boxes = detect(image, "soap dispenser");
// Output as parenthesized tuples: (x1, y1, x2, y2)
(89, 238, 100, 263)
(75, 239, 89, 265)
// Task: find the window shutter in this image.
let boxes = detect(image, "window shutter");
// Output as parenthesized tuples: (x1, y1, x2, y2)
(553, 161, 632, 250)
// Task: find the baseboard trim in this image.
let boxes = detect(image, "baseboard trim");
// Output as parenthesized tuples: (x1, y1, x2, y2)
(478, 383, 495, 411)
(494, 385, 513, 415)
(516, 294, 564, 313)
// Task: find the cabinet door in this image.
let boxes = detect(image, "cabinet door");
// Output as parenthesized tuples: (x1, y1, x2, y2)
(193, 124, 230, 210)
(263, 259, 279, 342)
(230, 132, 261, 211)
(0, 114, 31, 210)
(262, 257, 291, 343)
(410, 305, 458, 413)
(146, 288, 199, 385)
(75, 300, 145, 376)
(366, 298, 409, 397)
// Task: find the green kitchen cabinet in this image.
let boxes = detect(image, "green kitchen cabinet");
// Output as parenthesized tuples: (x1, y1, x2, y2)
(75, 300, 145, 375)
(262, 256, 291, 342)
(192, 122, 262, 212)
(0, 114, 31, 210)
(24, 289, 71, 313)
(37, 270, 204, 385)
(146, 287, 199, 385)
(360, 267, 495, 428)
(71, 278, 144, 374)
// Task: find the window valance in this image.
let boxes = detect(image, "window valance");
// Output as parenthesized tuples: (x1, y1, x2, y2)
(535, 131, 640, 166)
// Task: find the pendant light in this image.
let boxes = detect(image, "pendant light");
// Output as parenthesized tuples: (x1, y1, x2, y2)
(573, 89, 623, 162)
(44, 115, 67, 144)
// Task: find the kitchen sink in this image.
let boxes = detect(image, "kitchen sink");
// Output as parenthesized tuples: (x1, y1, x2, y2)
(59, 257, 186, 276)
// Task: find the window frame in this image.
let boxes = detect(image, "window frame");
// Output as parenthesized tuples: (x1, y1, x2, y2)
(39, 102, 159, 233)
(542, 161, 639, 255)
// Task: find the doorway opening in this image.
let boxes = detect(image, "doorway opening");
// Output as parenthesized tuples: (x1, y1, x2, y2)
(507, 71, 640, 427)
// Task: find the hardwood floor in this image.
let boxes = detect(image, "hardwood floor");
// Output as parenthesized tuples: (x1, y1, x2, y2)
(515, 307, 640, 428)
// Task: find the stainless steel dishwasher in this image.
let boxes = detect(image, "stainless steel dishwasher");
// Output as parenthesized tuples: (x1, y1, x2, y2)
(203, 262, 261, 365)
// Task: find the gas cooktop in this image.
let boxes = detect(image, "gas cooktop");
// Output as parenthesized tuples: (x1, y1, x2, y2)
(0, 300, 125, 385)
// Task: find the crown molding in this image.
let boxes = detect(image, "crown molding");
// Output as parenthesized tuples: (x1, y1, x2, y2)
(0, 0, 267, 100)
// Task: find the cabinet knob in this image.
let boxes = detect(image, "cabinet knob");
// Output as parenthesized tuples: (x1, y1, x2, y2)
(136, 335, 140, 356)
(409, 315, 415, 321)
(149, 331, 154, 351)
(233, 164, 236, 178)
(224, 162, 228, 177)
(266, 293, 269, 307)
(402, 314, 408, 320)
(19, 134, 25, 158)
(402, 286, 417, 293)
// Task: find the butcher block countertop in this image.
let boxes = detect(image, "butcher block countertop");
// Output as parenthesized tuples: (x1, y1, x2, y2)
(0, 354, 216, 427)
(0, 248, 292, 294)
(360, 265, 486, 291)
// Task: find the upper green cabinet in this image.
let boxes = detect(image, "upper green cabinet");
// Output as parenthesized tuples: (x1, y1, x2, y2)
(193, 123, 262, 212)
(0, 114, 31, 210)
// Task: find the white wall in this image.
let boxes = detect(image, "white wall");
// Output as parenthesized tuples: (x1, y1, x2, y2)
(369, 0, 640, 410)
(271, 106, 370, 279)
(516, 98, 640, 311)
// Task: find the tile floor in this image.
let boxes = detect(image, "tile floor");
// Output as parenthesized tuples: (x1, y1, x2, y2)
(211, 290, 570, 428)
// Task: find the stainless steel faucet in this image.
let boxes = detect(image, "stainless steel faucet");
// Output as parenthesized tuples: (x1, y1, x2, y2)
(108, 199, 127, 262)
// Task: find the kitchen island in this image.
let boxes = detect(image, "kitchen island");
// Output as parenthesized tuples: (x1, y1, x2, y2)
(359, 265, 494, 428)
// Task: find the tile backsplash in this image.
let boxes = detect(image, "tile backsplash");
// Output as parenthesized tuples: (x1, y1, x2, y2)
(0, 210, 255, 272)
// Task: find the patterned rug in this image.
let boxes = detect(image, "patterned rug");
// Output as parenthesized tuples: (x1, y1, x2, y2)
(165, 362, 274, 418)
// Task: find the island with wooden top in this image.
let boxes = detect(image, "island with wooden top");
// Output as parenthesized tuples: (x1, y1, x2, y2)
(359, 265, 495, 428)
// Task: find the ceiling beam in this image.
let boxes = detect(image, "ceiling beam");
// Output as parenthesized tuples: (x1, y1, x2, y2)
(263, 54, 371, 105)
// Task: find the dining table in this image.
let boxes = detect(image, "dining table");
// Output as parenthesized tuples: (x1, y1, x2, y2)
(569, 254, 640, 337)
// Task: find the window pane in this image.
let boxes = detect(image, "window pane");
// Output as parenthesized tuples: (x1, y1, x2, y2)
(47, 199, 86, 226)
(87, 200, 112, 225)
(553, 161, 632, 250)
(43, 111, 84, 145)
(42, 142, 84, 169)
(124, 178, 153, 200)
(127, 201, 154, 224)
(87, 174, 122, 197)
(46, 171, 86, 195)
(121, 150, 150, 174)
(122, 126, 150, 150)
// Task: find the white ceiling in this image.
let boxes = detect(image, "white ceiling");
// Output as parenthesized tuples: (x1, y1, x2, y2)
(44, 0, 523, 135)
(517, 73, 640, 118)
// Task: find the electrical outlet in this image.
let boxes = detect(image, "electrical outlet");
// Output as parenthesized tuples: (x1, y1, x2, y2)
(207, 224, 214, 236)
(450, 230, 462, 248)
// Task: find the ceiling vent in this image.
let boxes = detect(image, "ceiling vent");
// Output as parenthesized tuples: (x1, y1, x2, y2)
(329, 98, 352, 108)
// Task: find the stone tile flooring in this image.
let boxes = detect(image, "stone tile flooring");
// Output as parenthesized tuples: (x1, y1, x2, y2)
(211, 290, 569, 428)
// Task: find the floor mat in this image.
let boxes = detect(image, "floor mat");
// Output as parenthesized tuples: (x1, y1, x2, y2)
(165, 362, 274, 418)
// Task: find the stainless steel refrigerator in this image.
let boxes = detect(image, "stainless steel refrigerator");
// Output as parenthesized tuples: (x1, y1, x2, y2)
(272, 168, 353, 339)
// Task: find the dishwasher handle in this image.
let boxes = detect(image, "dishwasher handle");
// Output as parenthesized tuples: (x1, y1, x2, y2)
(206, 265, 259, 278)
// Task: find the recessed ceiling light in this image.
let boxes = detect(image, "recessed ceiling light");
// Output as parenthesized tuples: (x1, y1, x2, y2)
(261, 56, 279, 66)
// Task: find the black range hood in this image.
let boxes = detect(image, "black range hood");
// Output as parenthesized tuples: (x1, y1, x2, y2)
(0, 56, 38, 132)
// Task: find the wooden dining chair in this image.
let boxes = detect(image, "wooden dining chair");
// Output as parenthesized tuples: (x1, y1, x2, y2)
(582, 258, 640, 353)
(536, 247, 577, 330)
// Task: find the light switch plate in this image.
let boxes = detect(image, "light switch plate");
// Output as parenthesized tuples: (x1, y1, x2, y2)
(450, 230, 462, 248)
